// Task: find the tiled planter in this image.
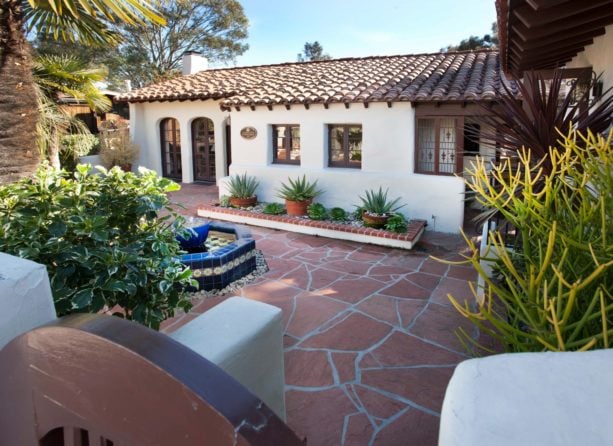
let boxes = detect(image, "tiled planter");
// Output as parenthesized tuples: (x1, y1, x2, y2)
(197, 205, 427, 250)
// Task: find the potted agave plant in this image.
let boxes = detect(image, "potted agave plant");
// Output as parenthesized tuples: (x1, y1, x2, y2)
(227, 173, 259, 207)
(358, 187, 405, 229)
(277, 175, 322, 216)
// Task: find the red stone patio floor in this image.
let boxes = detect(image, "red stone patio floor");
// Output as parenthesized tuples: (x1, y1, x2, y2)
(163, 183, 484, 445)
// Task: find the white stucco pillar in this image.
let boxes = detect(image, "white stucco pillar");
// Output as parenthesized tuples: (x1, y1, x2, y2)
(214, 118, 228, 181)
(180, 118, 194, 183)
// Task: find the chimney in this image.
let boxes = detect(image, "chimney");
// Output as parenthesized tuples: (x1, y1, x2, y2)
(182, 51, 208, 75)
(124, 80, 132, 92)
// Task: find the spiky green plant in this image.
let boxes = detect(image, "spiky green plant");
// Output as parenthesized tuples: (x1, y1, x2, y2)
(307, 202, 327, 220)
(330, 207, 347, 221)
(442, 130, 613, 353)
(277, 175, 322, 201)
(227, 173, 259, 198)
(358, 187, 404, 215)
(262, 202, 285, 215)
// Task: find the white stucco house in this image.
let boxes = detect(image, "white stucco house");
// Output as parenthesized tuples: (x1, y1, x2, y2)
(119, 50, 509, 233)
(117, 0, 612, 234)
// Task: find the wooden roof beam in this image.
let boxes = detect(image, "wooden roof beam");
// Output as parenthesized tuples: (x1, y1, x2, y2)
(511, 11, 613, 41)
(525, 0, 571, 10)
(509, 39, 593, 60)
(513, 28, 605, 51)
(514, 0, 613, 28)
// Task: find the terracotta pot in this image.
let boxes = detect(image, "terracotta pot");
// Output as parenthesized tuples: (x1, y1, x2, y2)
(362, 212, 389, 229)
(229, 196, 257, 208)
(285, 199, 312, 216)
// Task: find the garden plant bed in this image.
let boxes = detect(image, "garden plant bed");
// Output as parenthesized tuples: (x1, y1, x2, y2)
(197, 204, 427, 250)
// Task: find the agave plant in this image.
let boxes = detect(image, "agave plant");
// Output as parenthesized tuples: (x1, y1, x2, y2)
(227, 173, 259, 199)
(358, 187, 404, 216)
(277, 175, 322, 202)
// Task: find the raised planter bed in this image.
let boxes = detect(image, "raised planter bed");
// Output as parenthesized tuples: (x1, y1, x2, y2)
(197, 204, 426, 250)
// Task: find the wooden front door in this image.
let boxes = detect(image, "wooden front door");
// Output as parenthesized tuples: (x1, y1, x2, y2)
(160, 118, 182, 180)
(191, 118, 215, 182)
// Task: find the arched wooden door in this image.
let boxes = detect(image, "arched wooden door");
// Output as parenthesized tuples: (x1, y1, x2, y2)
(160, 118, 182, 180)
(191, 118, 216, 182)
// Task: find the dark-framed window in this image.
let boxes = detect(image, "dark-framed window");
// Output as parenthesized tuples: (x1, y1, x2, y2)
(160, 118, 182, 179)
(272, 124, 300, 164)
(463, 122, 480, 155)
(328, 124, 362, 168)
(415, 117, 463, 175)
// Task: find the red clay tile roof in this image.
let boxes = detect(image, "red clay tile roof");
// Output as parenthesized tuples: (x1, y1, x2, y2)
(117, 50, 516, 108)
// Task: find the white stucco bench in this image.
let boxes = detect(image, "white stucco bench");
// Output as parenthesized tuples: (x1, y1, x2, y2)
(439, 350, 613, 445)
(0, 253, 286, 420)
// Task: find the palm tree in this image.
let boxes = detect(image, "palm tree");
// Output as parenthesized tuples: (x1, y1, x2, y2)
(0, 0, 164, 183)
(34, 54, 111, 167)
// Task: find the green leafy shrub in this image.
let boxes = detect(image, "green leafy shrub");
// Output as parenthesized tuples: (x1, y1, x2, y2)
(60, 134, 100, 171)
(227, 173, 259, 198)
(277, 175, 322, 201)
(0, 164, 196, 330)
(444, 130, 613, 352)
(262, 202, 286, 215)
(358, 187, 404, 215)
(307, 203, 327, 220)
(385, 213, 408, 233)
(330, 207, 347, 221)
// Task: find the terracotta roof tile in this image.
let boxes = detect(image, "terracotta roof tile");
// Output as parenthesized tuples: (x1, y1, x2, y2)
(117, 50, 516, 107)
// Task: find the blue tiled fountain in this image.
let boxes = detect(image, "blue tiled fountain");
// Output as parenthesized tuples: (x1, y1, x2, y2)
(177, 222, 257, 291)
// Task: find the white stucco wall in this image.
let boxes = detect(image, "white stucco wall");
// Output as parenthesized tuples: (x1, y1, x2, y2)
(130, 100, 231, 183)
(566, 24, 613, 94)
(223, 102, 465, 233)
(130, 100, 467, 233)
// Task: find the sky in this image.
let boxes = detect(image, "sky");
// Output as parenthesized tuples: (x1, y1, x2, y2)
(228, 0, 497, 68)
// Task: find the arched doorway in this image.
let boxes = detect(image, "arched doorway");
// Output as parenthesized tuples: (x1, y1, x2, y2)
(160, 118, 182, 179)
(191, 118, 215, 182)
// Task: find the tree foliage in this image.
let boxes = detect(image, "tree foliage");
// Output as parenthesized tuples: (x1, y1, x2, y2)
(297, 41, 331, 62)
(107, 0, 249, 88)
(442, 22, 498, 52)
(1, 0, 164, 183)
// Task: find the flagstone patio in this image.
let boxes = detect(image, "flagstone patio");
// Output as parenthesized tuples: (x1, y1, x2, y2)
(163, 183, 486, 445)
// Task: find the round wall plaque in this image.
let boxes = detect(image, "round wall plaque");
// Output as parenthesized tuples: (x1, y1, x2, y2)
(240, 127, 257, 139)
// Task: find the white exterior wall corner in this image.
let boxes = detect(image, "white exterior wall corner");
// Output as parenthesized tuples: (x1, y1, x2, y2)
(131, 100, 465, 233)
(566, 24, 613, 94)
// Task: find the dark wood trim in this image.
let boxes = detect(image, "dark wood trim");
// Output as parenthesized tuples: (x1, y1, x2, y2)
(327, 124, 362, 169)
(160, 118, 182, 180)
(414, 103, 493, 117)
(272, 124, 301, 165)
(191, 117, 216, 183)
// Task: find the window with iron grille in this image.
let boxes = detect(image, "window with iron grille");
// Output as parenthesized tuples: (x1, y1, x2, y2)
(328, 125, 362, 168)
(415, 117, 463, 175)
(272, 125, 300, 164)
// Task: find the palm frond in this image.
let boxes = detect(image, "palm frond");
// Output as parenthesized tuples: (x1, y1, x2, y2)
(25, 0, 165, 45)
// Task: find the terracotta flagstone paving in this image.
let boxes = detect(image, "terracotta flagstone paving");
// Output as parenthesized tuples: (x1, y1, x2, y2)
(163, 184, 488, 445)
